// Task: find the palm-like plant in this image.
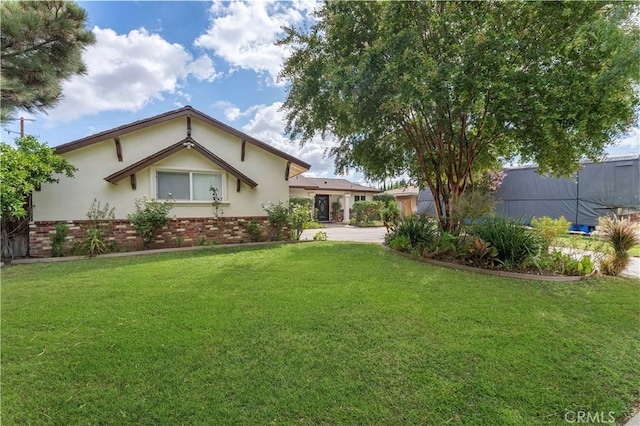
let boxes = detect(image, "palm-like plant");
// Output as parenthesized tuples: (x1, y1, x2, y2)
(599, 216, 640, 276)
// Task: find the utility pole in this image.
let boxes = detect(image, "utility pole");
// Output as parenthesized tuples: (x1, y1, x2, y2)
(20, 117, 24, 137)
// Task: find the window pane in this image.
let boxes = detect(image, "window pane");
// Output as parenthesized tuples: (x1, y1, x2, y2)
(193, 173, 222, 201)
(157, 172, 189, 200)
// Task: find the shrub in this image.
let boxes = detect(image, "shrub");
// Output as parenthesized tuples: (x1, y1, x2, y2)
(331, 200, 342, 222)
(289, 196, 313, 209)
(389, 235, 412, 252)
(431, 232, 461, 255)
(313, 231, 328, 241)
(471, 217, 541, 270)
(538, 250, 595, 276)
(289, 203, 311, 241)
(128, 198, 173, 249)
(530, 216, 571, 252)
(381, 201, 401, 229)
(352, 200, 384, 224)
(50, 223, 69, 257)
(467, 238, 499, 268)
(598, 216, 639, 276)
(246, 219, 264, 242)
(387, 215, 438, 248)
(373, 193, 396, 206)
(79, 228, 108, 256)
(79, 199, 115, 256)
(262, 202, 289, 241)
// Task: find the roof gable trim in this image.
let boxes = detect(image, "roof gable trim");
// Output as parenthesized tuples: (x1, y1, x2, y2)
(104, 137, 258, 188)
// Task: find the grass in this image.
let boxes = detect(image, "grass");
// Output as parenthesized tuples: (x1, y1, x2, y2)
(2, 243, 639, 425)
(554, 235, 640, 257)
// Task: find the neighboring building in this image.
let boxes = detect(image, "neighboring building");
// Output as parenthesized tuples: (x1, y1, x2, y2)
(385, 186, 420, 217)
(29, 106, 310, 256)
(494, 155, 640, 229)
(289, 175, 380, 222)
(417, 155, 640, 230)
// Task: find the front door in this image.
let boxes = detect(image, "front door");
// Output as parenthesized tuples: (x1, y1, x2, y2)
(315, 195, 330, 222)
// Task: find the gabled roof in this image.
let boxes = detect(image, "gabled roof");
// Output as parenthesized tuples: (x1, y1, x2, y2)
(385, 185, 420, 196)
(104, 137, 258, 188)
(54, 105, 311, 173)
(289, 175, 380, 193)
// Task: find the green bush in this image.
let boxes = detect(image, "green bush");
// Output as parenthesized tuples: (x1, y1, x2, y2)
(331, 200, 342, 222)
(530, 216, 571, 252)
(538, 250, 595, 276)
(289, 203, 311, 241)
(373, 193, 396, 206)
(352, 200, 384, 224)
(262, 202, 289, 241)
(127, 198, 173, 249)
(50, 223, 69, 257)
(467, 238, 499, 268)
(381, 201, 401, 229)
(246, 219, 264, 242)
(471, 217, 541, 270)
(313, 231, 328, 241)
(389, 234, 412, 252)
(387, 215, 438, 249)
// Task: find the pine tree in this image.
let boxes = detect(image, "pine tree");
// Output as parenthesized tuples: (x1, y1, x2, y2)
(0, 1, 95, 122)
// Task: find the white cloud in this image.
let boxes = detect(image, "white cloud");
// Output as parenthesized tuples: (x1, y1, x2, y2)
(211, 101, 262, 122)
(45, 27, 220, 123)
(187, 54, 221, 82)
(194, 0, 318, 85)
(241, 101, 339, 176)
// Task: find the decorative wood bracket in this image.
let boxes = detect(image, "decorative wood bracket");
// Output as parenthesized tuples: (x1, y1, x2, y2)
(187, 116, 191, 138)
(130, 174, 137, 190)
(114, 137, 123, 162)
(285, 161, 291, 181)
(237, 178, 241, 192)
(241, 139, 246, 161)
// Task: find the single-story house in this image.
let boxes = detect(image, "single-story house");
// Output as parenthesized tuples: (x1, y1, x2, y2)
(29, 105, 310, 256)
(385, 185, 420, 217)
(289, 175, 380, 222)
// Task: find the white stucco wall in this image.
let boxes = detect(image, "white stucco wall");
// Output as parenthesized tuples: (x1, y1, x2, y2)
(33, 117, 293, 221)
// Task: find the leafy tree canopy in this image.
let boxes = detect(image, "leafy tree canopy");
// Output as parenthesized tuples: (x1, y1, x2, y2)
(279, 1, 639, 231)
(1, 0, 95, 122)
(1, 135, 77, 222)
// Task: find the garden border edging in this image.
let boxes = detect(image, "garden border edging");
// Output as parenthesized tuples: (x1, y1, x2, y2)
(386, 247, 593, 282)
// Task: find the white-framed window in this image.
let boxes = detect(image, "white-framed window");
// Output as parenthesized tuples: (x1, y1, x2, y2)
(156, 171, 224, 201)
(354, 195, 367, 202)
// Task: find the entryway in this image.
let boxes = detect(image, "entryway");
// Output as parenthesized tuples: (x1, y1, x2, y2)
(314, 195, 329, 222)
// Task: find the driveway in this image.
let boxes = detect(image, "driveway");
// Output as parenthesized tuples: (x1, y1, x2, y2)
(300, 223, 387, 243)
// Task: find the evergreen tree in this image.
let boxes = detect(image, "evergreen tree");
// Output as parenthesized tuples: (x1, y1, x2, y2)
(1, 1, 95, 122)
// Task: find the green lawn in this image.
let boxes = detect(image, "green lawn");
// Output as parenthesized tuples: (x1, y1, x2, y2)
(554, 235, 640, 257)
(2, 243, 639, 425)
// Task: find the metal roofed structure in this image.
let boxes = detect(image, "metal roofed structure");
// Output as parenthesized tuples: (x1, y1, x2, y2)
(418, 155, 640, 229)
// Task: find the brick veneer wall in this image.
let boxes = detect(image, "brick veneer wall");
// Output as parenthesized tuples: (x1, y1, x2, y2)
(29, 216, 287, 258)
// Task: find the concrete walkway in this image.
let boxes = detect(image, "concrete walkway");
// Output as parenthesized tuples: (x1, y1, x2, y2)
(300, 223, 387, 243)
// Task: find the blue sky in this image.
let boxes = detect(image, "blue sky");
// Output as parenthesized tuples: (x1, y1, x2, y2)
(2, 1, 638, 181)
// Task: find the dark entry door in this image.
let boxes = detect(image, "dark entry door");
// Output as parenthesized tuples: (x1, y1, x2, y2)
(315, 195, 330, 222)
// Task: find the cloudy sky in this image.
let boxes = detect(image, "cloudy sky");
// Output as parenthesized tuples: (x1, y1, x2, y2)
(2, 0, 638, 180)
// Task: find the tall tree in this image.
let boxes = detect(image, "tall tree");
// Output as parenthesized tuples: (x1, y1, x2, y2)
(0, 136, 77, 257)
(1, 0, 95, 122)
(279, 1, 639, 231)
